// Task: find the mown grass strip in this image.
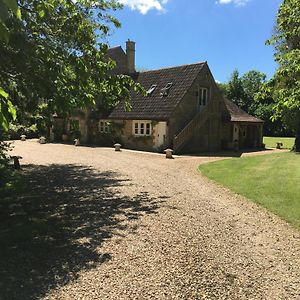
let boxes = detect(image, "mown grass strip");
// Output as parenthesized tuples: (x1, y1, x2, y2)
(199, 152, 300, 229)
(263, 136, 295, 149)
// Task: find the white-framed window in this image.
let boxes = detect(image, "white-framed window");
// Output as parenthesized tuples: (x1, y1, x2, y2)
(99, 120, 111, 133)
(133, 121, 152, 136)
(198, 87, 209, 106)
(147, 84, 157, 96)
(160, 82, 173, 97)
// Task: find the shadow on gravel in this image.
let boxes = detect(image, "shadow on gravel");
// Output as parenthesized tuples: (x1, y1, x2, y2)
(0, 164, 164, 300)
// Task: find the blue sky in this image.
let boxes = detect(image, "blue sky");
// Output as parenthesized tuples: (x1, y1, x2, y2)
(106, 0, 282, 83)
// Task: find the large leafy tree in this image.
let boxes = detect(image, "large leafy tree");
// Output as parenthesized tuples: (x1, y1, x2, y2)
(241, 70, 266, 113)
(0, 0, 142, 136)
(219, 69, 291, 136)
(265, 0, 300, 151)
(225, 69, 247, 111)
(0, 0, 20, 133)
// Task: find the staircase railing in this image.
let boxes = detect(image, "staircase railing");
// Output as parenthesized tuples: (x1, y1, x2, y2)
(173, 105, 209, 153)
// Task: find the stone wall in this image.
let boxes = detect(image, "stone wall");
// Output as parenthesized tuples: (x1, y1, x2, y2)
(169, 63, 223, 153)
(108, 47, 128, 75)
(119, 120, 155, 151)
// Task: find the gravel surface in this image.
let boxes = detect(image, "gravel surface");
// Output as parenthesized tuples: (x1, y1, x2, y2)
(7, 140, 300, 299)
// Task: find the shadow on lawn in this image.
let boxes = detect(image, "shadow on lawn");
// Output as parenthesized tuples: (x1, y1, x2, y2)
(185, 148, 274, 158)
(0, 164, 164, 300)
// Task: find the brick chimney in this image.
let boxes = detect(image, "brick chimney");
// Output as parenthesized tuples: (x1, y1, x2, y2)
(126, 39, 135, 74)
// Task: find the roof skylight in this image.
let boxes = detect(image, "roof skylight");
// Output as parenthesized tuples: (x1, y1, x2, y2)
(147, 84, 157, 96)
(160, 82, 173, 97)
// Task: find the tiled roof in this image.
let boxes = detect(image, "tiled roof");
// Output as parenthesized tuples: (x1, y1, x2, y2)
(108, 62, 206, 120)
(223, 98, 263, 123)
(106, 46, 125, 58)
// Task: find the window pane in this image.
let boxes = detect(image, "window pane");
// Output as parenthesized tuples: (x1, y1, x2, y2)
(198, 90, 202, 106)
(146, 123, 151, 135)
(203, 89, 207, 105)
(134, 123, 138, 134)
(140, 123, 144, 134)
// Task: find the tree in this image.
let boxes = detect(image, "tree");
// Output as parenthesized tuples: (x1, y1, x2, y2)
(226, 69, 247, 111)
(219, 69, 291, 136)
(264, 0, 300, 151)
(221, 69, 266, 114)
(241, 70, 266, 114)
(0, 0, 143, 137)
(0, 0, 20, 132)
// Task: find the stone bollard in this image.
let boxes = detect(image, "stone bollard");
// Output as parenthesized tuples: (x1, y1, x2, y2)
(20, 134, 26, 141)
(74, 139, 80, 146)
(114, 143, 122, 151)
(39, 136, 46, 144)
(164, 148, 173, 159)
(11, 155, 22, 169)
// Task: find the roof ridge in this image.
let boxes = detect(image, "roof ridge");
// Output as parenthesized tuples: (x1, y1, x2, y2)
(107, 45, 123, 50)
(139, 61, 207, 73)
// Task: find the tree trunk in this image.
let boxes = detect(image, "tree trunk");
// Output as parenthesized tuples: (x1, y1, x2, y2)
(295, 119, 300, 152)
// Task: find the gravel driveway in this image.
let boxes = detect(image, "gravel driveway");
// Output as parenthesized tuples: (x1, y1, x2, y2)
(4, 140, 300, 299)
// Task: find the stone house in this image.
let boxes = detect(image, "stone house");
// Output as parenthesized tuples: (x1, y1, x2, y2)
(56, 40, 263, 153)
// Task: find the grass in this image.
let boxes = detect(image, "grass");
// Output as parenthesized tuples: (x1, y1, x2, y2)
(0, 164, 24, 197)
(263, 136, 295, 149)
(199, 152, 300, 229)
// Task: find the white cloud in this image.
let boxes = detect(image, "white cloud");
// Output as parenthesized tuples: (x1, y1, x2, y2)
(216, 0, 250, 7)
(119, 0, 169, 14)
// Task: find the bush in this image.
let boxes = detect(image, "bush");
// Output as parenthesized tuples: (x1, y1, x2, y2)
(8, 123, 38, 140)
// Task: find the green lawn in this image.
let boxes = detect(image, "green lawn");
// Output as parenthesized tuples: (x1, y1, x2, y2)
(199, 152, 300, 229)
(0, 165, 24, 197)
(263, 136, 295, 149)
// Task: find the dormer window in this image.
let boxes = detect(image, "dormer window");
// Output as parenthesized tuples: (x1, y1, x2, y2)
(160, 82, 173, 97)
(147, 84, 157, 96)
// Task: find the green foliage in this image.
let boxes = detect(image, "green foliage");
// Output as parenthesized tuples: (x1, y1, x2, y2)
(264, 0, 300, 151)
(0, 88, 16, 131)
(0, 163, 23, 197)
(0, 0, 21, 42)
(221, 69, 267, 113)
(199, 152, 300, 229)
(0, 0, 144, 136)
(220, 69, 290, 136)
(0, 0, 19, 133)
(0, 140, 12, 164)
(241, 70, 266, 112)
(8, 122, 38, 139)
(226, 70, 247, 111)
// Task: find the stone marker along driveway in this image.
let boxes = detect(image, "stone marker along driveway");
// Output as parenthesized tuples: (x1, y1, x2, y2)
(4, 140, 300, 299)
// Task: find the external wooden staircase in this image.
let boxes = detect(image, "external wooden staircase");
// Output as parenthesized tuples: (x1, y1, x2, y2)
(173, 105, 209, 154)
